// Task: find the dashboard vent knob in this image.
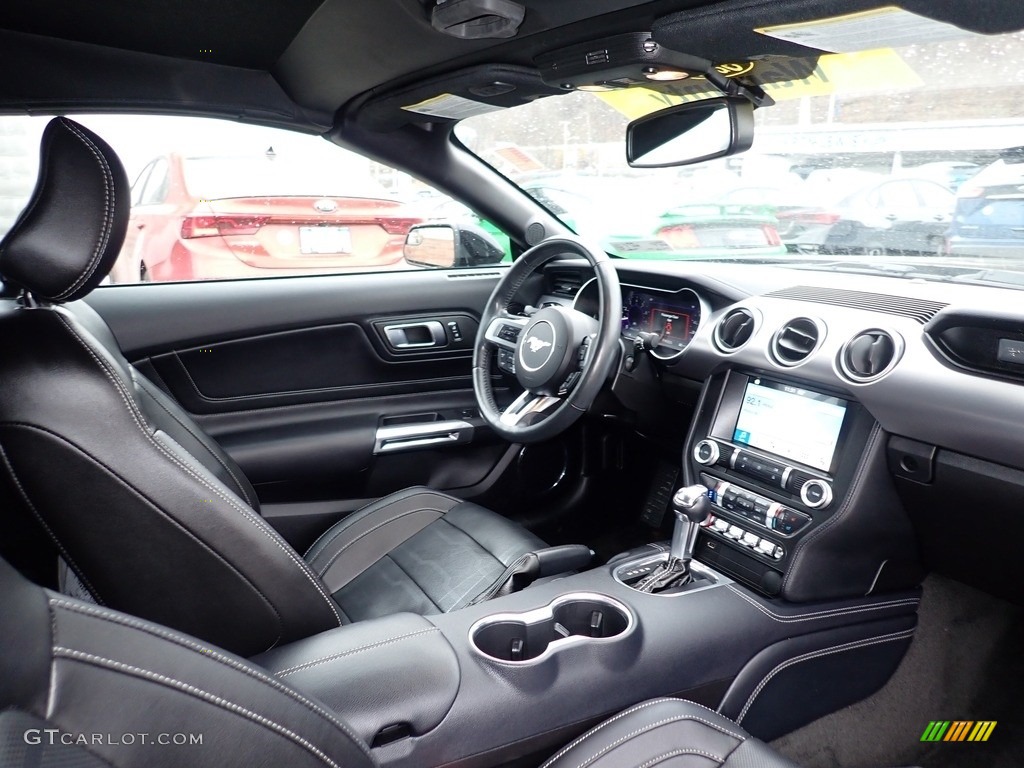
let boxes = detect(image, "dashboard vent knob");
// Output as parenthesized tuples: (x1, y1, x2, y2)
(840, 329, 902, 382)
(771, 317, 823, 366)
(714, 307, 756, 352)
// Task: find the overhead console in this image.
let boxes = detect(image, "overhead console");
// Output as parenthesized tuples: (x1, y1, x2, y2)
(683, 368, 922, 602)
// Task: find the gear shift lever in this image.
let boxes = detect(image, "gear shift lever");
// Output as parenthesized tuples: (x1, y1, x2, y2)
(669, 485, 712, 565)
(635, 484, 711, 593)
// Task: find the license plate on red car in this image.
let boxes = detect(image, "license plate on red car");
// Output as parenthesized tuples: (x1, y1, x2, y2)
(299, 226, 352, 254)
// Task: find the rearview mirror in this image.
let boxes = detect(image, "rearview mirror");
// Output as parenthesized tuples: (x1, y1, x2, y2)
(403, 223, 507, 269)
(626, 97, 754, 168)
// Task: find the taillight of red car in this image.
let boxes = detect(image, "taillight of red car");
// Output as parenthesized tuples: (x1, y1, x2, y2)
(180, 214, 270, 239)
(373, 216, 424, 235)
(762, 224, 782, 246)
(657, 224, 701, 249)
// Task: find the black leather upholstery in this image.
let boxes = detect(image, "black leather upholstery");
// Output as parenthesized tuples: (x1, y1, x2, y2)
(0, 118, 129, 303)
(306, 487, 546, 622)
(541, 698, 799, 768)
(0, 116, 546, 656)
(0, 556, 374, 768)
(0, 554, 811, 768)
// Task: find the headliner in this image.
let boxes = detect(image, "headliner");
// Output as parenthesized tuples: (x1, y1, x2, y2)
(1, 0, 1023, 133)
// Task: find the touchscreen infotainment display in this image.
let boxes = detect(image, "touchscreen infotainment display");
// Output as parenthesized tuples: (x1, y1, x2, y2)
(732, 377, 848, 472)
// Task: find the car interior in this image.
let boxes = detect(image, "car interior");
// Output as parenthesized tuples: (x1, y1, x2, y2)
(1, 1, 1024, 767)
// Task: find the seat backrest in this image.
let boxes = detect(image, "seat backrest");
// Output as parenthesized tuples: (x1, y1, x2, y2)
(0, 117, 342, 655)
(0, 555, 373, 768)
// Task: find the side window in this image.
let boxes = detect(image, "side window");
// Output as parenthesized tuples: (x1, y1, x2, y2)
(55, 114, 509, 285)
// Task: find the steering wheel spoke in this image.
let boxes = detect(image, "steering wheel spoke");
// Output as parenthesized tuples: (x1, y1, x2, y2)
(500, 390, 562, 427)
(483, 314, 528, 351)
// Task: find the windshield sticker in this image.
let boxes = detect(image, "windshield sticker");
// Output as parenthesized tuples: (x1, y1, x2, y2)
(756, 7, 984, 53)
(402, 93, 505, 120)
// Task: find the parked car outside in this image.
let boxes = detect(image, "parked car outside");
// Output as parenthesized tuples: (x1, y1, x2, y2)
(523, 179, 787, 260)
(110, 150, 424, 283)
(945, 158, 1024, 265)
(783, 176, 955, 256)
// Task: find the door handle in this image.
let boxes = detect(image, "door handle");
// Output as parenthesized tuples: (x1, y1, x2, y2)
(374, 420, 474, 454)
(383, 321, 447, 350)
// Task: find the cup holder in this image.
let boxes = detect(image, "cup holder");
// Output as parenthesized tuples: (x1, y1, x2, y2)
(470, 593, 633, 664)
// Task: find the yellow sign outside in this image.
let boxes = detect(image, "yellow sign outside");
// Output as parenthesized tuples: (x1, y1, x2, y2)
(597, 49, 923, 120)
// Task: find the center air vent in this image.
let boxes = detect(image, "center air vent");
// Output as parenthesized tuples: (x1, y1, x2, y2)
(839, 329, 902, 382)
(770, 317, 823, 367)
(714, 307, 756, 353)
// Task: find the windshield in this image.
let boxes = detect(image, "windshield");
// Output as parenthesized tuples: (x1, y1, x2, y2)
(457, 28, 1024, 283)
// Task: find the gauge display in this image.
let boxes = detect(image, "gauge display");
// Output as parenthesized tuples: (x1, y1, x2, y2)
(621, 288, 702, 356)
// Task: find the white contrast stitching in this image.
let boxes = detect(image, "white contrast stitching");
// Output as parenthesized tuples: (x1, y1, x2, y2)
(273, 627, 440, 677)
(540, 699, 742, 768)
(0, 438, 103, 604)
(726, 585, 919, 623)
(735, 628, 916, 723)
(48, 598, 371, 758)
(635, 749, 725, 768)
(53, 647, 345, 768)
(54, 313, 342, 627)
(52, 120, 113, 302)
(133, 370, 255, 507)
(303, 489, 450, 560)
(314, 507, 445, 577)
(572, 714, 743, 768)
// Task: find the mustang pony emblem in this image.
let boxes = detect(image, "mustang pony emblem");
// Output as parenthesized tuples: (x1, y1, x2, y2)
(525, 336, 553, 353)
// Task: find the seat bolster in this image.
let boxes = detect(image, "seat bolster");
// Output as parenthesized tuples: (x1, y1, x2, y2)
(541, 699, 799, 768)
(304, 486, 462, 574)
(443, 501, 546, 565)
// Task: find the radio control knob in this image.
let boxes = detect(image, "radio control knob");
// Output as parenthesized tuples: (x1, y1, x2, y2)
(693, 439, 720, 466)
(800, 479, 833, 509)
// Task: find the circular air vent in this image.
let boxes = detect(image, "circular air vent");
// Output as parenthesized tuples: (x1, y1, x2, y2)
(714, 307, 757, 353)
(839, 329, 903, 382)
(770, 317, 824, 367)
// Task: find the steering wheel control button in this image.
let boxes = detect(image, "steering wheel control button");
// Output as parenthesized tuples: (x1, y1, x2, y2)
(497, 324, 520, 344)
(800, 478, 833, 509)
(497, 347, 517, 374)
(693, 439, 720, 465)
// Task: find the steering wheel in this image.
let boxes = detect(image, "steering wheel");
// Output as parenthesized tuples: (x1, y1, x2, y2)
(473, 236, 622, 443)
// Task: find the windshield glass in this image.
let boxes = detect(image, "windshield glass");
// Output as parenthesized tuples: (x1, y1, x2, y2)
(457, 28, 1024, 283)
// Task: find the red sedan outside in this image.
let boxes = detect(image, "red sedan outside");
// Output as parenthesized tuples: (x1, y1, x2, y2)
(110, 149, 423, 283)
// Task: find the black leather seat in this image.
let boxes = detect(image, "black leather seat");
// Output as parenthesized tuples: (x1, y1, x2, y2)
(0, 117, 546, 656)
(0, 554, 800, 768)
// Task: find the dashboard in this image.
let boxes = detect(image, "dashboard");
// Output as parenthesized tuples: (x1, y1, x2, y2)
(537, 257, 1024, 604)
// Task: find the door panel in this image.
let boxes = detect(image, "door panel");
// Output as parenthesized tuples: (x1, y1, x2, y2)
(143, 320, 476, 413)
(85, 269, 512, 547)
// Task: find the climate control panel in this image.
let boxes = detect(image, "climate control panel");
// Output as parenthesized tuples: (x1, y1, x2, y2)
(693, 439, 834, 510)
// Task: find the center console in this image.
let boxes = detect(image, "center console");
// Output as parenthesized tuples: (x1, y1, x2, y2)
(250, 366, 926, 768)
(682, 368, 922, 601)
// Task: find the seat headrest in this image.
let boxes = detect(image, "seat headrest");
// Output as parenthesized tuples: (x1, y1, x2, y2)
(0, 117, 130, 303)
